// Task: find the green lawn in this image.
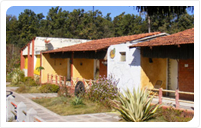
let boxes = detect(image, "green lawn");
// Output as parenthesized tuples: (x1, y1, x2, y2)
(33, 96, 112, 116)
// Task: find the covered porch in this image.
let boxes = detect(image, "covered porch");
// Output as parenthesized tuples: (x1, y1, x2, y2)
(130, 28, 194, 101)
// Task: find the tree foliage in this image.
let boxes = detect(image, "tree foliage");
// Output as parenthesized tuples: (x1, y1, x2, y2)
(150, 11, 194, 34)
(136, 6, 194, 17)
(6, 6, 194, 71)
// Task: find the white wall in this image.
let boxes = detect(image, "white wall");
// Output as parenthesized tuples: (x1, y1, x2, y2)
(22, 46, 28, 55)
(107, 44, 141, 92)
(23, 69, 28, 77)
(22, 37, 90, 55)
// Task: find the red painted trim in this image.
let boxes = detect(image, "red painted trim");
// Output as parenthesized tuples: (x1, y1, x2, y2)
(175, 89, 180, 108)
(64, 77, 66, 86)
(27, 43, 31, 76)
(34, 117, 42, 122)
(32, 39, 35, 77)
(27, 39, 35, 77)
(55, 75, 58, 85)
(20, 50, 25, 70)
(11, 102, 17, 108)
(159, 88, 162, 104)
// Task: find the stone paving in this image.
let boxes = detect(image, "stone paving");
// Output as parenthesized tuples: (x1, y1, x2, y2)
(63, 113, 120, 122)
(6, 86, 120, 122)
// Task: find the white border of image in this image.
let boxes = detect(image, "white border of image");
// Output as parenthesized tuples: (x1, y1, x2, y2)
(1, 0, 200, 128)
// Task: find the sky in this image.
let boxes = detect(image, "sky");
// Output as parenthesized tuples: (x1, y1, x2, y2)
(6, 6, 194, 20)
(6, 6, 141, 20)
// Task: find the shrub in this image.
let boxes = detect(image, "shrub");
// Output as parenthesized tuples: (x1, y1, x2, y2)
(87, 75, 119, 107)
(23, 77, 37, 86)
(6, 72, 12, 82)
(57, 85, 71, 97)
(112, 87, 160, 122)
(39, 84, 59, 93)
(156, 107, 193, 122)
(11, 68, 25, 84)
(34, 75, 40, 85)
(16, 85, 28, 93)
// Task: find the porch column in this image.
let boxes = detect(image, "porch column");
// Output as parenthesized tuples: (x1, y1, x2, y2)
(20, 50, 25, 70)
(40, 52, 42, 84)
(31, 39, 35, 77)
(175, 89, 180, 108)
(27, 43, 31, 76)
(70, 52, 74, 86)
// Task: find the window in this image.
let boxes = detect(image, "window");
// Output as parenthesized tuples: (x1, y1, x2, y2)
(120, 52, 126, 62)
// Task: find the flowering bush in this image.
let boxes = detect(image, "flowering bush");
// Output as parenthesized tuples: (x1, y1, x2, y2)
(87, 75, 119, 107)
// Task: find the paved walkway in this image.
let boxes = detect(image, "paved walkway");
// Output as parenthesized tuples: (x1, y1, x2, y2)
(6, 82, 194, 122)
(6, 86, 120, 122)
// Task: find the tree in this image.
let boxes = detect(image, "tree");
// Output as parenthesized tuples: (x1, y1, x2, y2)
(136, 6, 194, 33)
(6, 44, 21, 73)
(150, 11, 194, 34)
(6, 15, 19, 45)
(18, 9, 44, 47)
(169, 12, 194, 34)
(136, 6, 194, 17)
(113, 12, 147, 36)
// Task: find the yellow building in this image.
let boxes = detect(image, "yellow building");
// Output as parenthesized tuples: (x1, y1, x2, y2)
(20, 37, 90, 78)
(130, 28, 194, 100)
(41, 32, 163, 84)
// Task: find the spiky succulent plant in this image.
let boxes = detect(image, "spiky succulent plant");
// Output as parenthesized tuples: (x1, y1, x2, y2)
(112, 87, 160, 122)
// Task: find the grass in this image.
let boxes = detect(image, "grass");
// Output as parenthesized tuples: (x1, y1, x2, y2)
(16, 86, 41, 93)
(7, 82, 41, 93)
(33, 96, 112, 116)
(146, 107, 193, 122)
(6, 83, 21, 87)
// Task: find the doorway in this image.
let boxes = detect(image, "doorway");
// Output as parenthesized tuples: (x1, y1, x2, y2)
(167, 59, 178, 97)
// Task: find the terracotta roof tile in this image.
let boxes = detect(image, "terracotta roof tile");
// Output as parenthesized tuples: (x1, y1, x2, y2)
(130, 28, 194, 48)
(44, 32, 161, 53)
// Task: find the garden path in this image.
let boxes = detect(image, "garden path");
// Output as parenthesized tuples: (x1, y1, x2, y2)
(6, 87, 120, 122)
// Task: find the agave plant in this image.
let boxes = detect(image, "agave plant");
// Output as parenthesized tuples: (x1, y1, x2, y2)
(71, 97, 84, 106)
(112, 87, 160, 122)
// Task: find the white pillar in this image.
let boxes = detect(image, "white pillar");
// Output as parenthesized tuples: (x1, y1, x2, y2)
(27, 108, 37, 122)
(6, 95, 15, 121)
(17, 102, 27, 122)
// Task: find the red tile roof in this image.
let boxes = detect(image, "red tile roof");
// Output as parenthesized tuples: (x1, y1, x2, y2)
(43, 32, 161, 53)
(130, 28, 194, 48)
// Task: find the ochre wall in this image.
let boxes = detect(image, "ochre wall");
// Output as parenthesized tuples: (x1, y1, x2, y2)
(178, 59, 194, 101)
(34, 55, 41, 75)
(141, 57, 167, 89)
(24, 56, 28, 69)
(73, 58, 94, 79)
(41, 54, 68, 83)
